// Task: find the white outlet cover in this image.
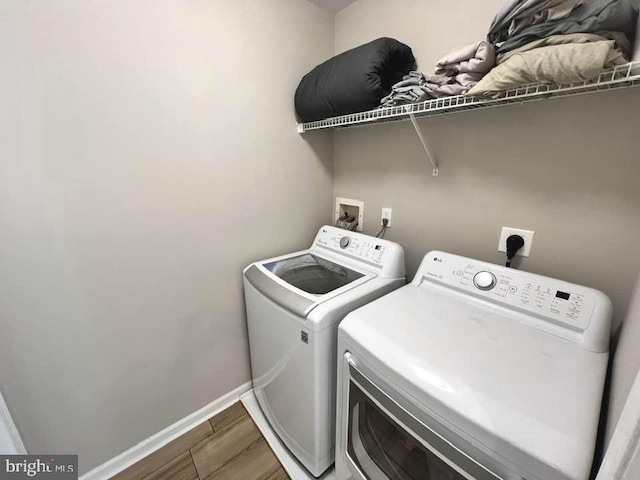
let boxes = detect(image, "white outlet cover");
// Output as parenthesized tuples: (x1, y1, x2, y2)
(498, 227, 535, 257)
(381, 207, 393, 227)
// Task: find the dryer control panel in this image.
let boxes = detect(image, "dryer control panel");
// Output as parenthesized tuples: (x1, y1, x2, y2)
(415, 251, 612, 341)
(311, 226, 406, 279)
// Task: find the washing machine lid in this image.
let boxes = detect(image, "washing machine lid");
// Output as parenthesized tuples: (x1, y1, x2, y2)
(244, 250, 376, 319)
(339, 253, 612, 480)
(243, 226, 406, 320)
(263, 253, 365, 296)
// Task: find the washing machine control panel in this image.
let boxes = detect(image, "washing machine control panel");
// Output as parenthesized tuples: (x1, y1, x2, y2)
(419, 252, 596, 331)
(311, 226, 406, 279)
(324, 233, 388, 264)
(313, 228, 395, 266)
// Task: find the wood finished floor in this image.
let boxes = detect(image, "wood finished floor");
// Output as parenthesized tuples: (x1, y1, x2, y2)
(111, 402, 290, 480)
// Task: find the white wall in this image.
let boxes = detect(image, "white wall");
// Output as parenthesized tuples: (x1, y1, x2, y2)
(2, 0, 638, 473)
(336, 0, 506, 63)
(334, 0, 640, 333)
(0, 0, 333, 473)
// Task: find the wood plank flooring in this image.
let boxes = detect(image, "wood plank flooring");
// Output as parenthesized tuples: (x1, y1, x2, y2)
(112, 402, 290, 480)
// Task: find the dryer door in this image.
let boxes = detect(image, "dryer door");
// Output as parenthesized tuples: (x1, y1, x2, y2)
(344, 356, 507, 480)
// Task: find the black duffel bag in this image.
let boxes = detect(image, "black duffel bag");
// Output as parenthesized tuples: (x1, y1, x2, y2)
(295, 37, 416, 122)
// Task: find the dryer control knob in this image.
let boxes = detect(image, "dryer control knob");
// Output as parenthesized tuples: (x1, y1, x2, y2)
(474, 271, 496, 291)
(340, 237, 351, 249)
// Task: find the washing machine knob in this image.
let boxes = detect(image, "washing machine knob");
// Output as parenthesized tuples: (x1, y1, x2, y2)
(474, 271, 496, 291)
(340, 236, 351, 249)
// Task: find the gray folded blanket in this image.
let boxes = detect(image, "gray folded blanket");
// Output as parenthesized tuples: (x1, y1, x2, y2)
(488, 0, 639, 54)
(381, 41, 496, 107)
(489, 0, 584, 44)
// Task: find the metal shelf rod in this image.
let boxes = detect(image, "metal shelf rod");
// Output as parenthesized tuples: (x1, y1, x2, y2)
(409, 113, 438, 176)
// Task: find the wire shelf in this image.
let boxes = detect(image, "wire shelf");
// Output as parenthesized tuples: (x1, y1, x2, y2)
(297, 61, 640, 133)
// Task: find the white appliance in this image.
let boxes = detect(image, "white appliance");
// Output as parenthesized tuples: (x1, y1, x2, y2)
(244, 225, 406, 477)
(336, 251, 612, 480)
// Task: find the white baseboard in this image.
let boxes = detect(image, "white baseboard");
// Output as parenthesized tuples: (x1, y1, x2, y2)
(81, 381, 252, 480)
(0, 390, 27, 455)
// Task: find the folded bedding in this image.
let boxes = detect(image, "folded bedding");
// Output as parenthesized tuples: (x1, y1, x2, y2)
(295, 37, 415, 122)
(489, 0, 585, 44)
(435, 40, 496, 76)
(379, 72, 433, 106)
(380, 41, 495, 107)
(379, 72, 476, 107)
(468, 33, 628, 96)
(496, 30, 632, 62)
(489, 0, 638, 54)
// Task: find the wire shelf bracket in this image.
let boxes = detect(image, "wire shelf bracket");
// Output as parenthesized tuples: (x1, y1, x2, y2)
(408, 113, 438, 176)
(296, 62, 640, 177)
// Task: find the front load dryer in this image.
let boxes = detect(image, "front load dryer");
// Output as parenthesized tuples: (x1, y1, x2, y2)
(244, 226, 406, 477)
(336, 251, 612, 480)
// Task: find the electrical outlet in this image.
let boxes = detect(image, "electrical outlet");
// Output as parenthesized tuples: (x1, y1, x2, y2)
(498, 227, 535, 257)
(381, 207, 393, 227)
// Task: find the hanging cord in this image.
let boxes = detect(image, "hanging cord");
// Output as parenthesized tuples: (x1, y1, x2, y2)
(505, 235, 525, 268)
(375, 218, 389, 238)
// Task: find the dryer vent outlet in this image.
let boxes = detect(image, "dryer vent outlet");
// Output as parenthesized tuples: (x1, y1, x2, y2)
(335, 197, 364, 232)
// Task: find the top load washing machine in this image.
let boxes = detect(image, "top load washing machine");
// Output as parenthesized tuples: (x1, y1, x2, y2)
(336, 251, 612, 480)
(244, 225, 406, 477)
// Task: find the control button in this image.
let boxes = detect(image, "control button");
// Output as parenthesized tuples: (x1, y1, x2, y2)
(339, 237, 350, 249)
(509, 286, 518, 293)
(473, 271, 497, 291)
(456, 270, 463, 276)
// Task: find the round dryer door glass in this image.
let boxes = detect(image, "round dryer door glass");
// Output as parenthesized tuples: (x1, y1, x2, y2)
(263, 254, 364, 295)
